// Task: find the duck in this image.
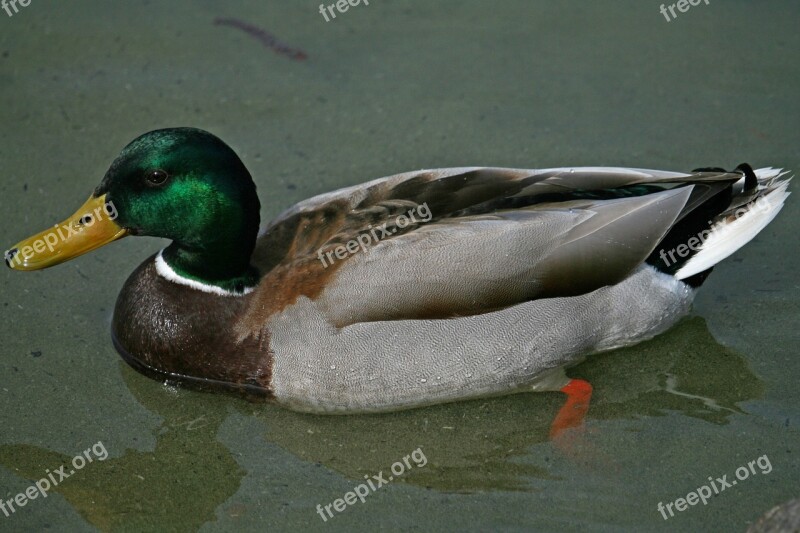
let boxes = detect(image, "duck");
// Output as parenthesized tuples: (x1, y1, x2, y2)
(4, 127, 792, 423)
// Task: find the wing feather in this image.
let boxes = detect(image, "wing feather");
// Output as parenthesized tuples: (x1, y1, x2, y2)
(240, 167, 740, 331)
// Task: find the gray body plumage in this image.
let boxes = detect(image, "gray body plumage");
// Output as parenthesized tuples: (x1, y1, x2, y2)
(269, 265, 693, 413)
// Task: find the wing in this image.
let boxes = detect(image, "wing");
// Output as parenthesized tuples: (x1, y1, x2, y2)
(241, 166, 742, 331)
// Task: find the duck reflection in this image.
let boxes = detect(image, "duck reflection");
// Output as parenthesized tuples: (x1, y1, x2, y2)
(0, 316, 764, 529)
(0, 386, 241, 531)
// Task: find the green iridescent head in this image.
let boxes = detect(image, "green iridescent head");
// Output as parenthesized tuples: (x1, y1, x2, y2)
(6, 128, 261, 293)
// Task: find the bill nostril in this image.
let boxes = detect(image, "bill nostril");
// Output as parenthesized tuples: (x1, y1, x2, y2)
(4, 248, 18, 267)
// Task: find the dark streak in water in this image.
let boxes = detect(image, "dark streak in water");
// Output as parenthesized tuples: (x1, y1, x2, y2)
(214, 17, 308, 61)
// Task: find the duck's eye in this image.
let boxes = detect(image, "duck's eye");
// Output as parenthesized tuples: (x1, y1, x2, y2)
(144, 169, 169, 187)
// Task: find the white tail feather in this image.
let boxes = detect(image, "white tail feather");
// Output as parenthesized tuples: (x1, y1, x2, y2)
(675, 168, 791, 280)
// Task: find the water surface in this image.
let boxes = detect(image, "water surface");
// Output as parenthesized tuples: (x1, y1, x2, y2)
(0, 1, 798, 531)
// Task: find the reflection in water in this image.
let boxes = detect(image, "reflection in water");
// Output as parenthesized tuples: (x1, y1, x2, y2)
(0, 317, 764, 529)
(578, 317, 764, 425)
(0, 385, 241, 532)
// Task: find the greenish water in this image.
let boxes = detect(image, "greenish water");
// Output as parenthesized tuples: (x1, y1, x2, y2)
(0, 1, 798, 531)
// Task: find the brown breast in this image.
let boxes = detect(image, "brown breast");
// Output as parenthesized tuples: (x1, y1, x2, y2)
(110, 255, 274, 400)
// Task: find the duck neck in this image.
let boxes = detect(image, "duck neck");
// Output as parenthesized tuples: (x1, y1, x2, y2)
(159, 236, 259, 296)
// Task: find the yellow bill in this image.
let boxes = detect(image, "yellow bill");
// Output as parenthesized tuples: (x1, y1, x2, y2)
(5, 194, 128, 271)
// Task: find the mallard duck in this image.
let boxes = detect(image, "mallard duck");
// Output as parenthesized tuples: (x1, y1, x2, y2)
(5, 128, 791, 423)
